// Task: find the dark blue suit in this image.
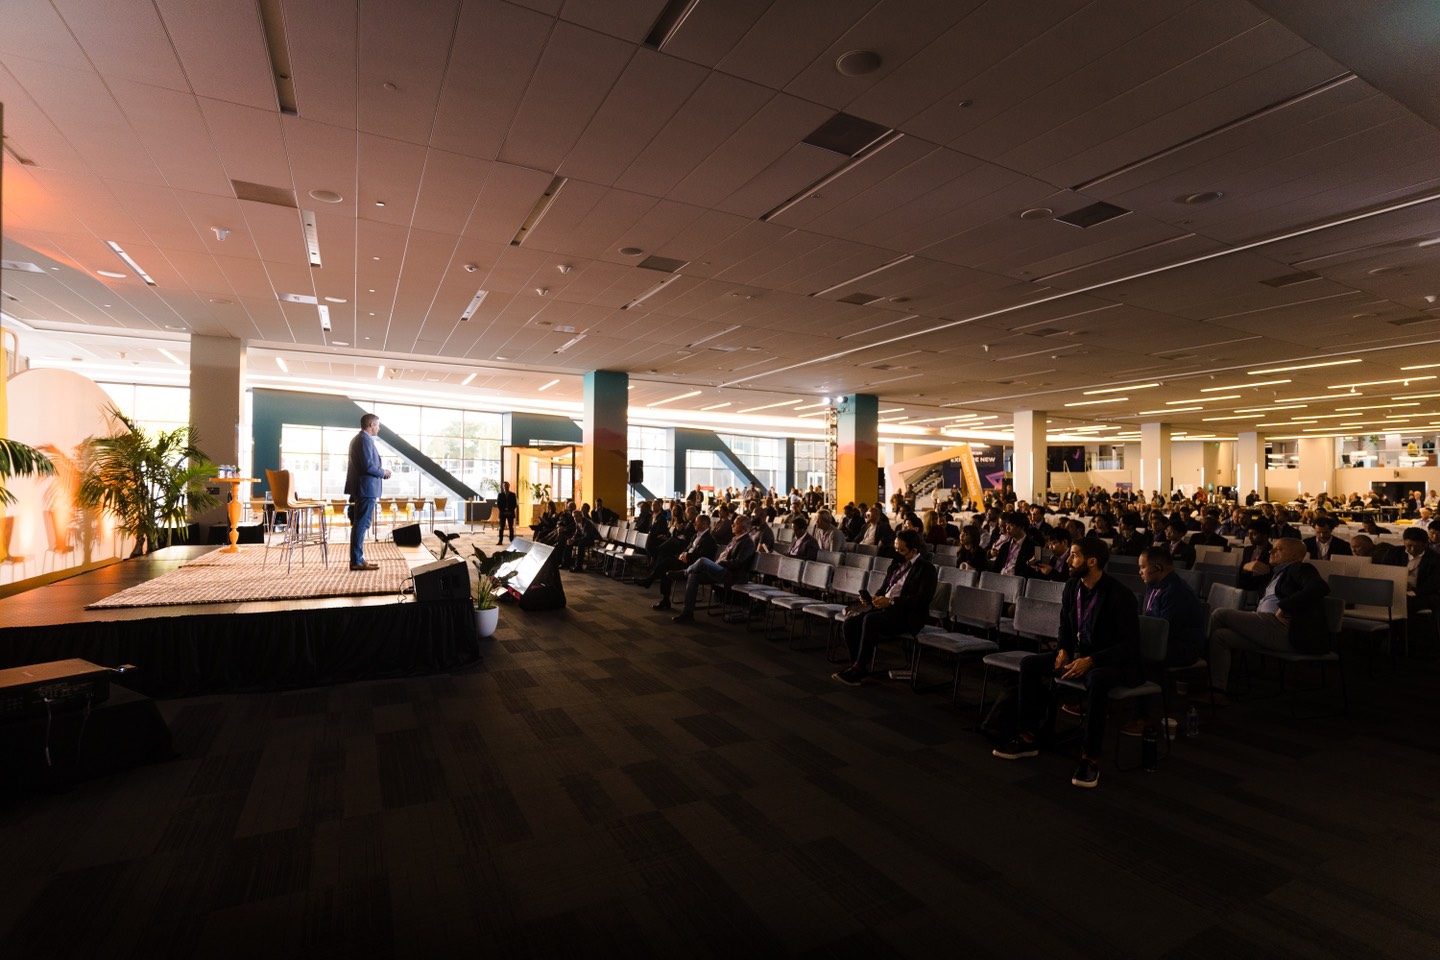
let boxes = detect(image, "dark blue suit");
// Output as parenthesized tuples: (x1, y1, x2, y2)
(345, 429, 386, 565)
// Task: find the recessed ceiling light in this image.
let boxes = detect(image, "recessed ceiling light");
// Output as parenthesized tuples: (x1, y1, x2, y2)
(834, 49, 881, 76)
(495, 355, 509, 361)
(309, 189, 343, 203)
(375, 201, 385, 207)
(1177, 191, 1224, 205)
(619, 247, 644, 256)
(1019, 207, 1053, 221)
(371, 256, 380, 261)
(97, 269, 127, 278)
(323, 296, 346, 303)
(332, 340, 348, 346)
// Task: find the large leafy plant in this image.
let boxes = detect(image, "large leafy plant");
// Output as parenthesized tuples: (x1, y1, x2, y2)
(469, 545, 520, 610)
(0, 437, 56, 506)
(77, 405, 219, 556)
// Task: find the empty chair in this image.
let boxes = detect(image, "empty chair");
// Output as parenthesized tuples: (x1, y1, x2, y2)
(1174, 567, 1204, 594)
(936, 566, 977, 589)
(979, 571, 1024, 606)
(768, 561, 836, 635)
(801, 564, 868, 652)
(1206, 582, 1247, 613)
(263, 468, 328, 572)
(911, 586, 1004, 702)
(1022, 578, 1066, 602)
(1108, 554, 1140, 573)
(841, 552, 873, 570)
(817, 549, 843, 567)
(1328, 573, 1401, 662)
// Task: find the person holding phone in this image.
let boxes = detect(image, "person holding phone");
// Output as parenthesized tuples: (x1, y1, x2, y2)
(831, 529, 938, 687)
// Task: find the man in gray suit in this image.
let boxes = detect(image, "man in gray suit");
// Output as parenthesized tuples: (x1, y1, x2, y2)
(344, 413, 390, 570)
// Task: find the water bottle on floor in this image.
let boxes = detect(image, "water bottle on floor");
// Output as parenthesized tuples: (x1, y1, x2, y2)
(1185, 705, 1200, 739)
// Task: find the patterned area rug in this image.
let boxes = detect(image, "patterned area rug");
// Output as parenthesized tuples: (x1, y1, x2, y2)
(86, 541, 413, 609)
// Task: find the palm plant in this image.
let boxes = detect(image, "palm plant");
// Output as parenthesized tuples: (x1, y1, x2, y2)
(0, 437, 57, 506)
(77, 405, 219, 557)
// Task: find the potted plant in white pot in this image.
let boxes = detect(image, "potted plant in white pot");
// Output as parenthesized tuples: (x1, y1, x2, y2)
(469, 545, 519, 638)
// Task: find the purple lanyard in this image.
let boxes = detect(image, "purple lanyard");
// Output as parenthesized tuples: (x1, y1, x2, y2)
(1075, 586, 1100, 641)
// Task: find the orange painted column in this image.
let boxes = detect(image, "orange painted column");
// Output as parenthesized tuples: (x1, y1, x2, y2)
(582, 370, 628, 513)
(836, 394, 879, 508)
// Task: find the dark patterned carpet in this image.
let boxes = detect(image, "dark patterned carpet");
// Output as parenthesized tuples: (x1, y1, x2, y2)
(2, 567, 1437, 959)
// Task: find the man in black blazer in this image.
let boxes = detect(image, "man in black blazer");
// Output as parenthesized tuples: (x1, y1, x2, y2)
(495, 481, 519, 543)
(671, 516, 757, 623)
(1402, 527, 1440, 618)
(832, 529, 938, 687)
(1209, 538, 1330, 697)
(648, 515, 717, 607)
(1303, 516, 1351, 560)
(993, 536, 1140, 789)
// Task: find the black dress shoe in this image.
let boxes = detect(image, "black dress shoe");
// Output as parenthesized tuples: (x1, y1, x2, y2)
(672, 612, 694, 624)
(652, 601, 672, 611)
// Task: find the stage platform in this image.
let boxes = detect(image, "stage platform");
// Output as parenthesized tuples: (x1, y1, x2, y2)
(0, 544, 479, 698)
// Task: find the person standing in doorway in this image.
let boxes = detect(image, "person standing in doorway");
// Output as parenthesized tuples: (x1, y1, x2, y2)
(344, 413, 390, 571)
(496, 480, 518, 543)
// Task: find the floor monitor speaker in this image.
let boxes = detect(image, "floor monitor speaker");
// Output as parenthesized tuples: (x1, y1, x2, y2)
(392, 523, 422, 546)
(411, 557, 468, 602)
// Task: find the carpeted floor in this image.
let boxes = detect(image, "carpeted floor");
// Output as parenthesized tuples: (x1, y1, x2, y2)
(86, 541, 411, 609)
(4, 564, 1438, 958)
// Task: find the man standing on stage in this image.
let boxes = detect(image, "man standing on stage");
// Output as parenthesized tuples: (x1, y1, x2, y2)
(344, 413, 390, 571)
(496, 480, 518, 543)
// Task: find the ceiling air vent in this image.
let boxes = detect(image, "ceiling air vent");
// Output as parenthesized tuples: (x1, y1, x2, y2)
(232, 179, 296, 208)
(803, 112, 893, 157)
(638, 255, 688, 273)
(1055, 201, 1130, 229)
(1, 260, 46, 274)
(837, 291, 884, 305)
(1387, 315, 1439, 327)
(1259, 270, 1320, 287)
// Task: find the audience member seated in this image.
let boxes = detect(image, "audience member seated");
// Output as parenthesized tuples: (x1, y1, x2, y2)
(1304, 515, 1351, 560)
(956, 526, 986, 570)
(566, 507, 599, 572)
(666, 516, 757, 624)
(1190, 516, 1228, 548)
(990, 511, 1035, 576)
(1026, 525, 1071, 581)
(1116, 513, 1149, 556)
(767, 516, 818, 561)
(1164, 519, 1197, 569)
(809, 509, 843, 552)
(647, 515, 717, 604)
(856, 505, 893, 550)
(830, 530, 938, 687)
(992, 536, 1140, 789)
(1208, 538, 1329, 701)
(637, 511, 702, 589)
(1402, 527, 1440, 619)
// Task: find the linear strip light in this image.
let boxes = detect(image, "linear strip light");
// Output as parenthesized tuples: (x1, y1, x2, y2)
(647, 389, 700, 407)
(1249, 358, 1360, 374)
(795, 401, 830, 410)
(1138, 406, 1201, 415)
(300, 210, 321, 267)
(158, 348, 185, 366)
(1330, 376, 1435, 389)
(1201, 379, 1290, 391)
(810, 254, 914, 297)
(1335, 402, 1419, 411)
(1390, 392, 1440, 400)
(553, 334, 586, 354)
(1063, 397, 1126, 407)
(1203, 414, 1263, 421)
(621, 274, 682, 311)
(461, 373, 476, 386)
(537, 379, 560, 392)
(737, 399, 803, 414)
(766, 132, 905, 224)
(1083, 382, 1159, 395)
(460, 289, 489, 321)
(317, 304, 330, 331)
(1233, 404, 1307, 413)
(1168, 395, 1238, 404)
(1400, 363, 1440, 371)
(376, 365, 385, 380)
(510, 177, 567, 246)
(685, 324, 742, 349)
(700, 402, 731, 411)
(103, 241, 156, 285)
(878, 407, 905, 413)
(275, 356, 289, 373)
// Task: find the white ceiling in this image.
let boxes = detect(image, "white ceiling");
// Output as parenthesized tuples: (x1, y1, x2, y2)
(3, 0, 1440, 442)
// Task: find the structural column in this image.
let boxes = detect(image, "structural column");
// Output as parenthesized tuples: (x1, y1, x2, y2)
(189, 335, 246, 526)
(1236, 431, 1265, 502)
(1297, 436, 1337, 499)
(836, 394, 879, 508)
(582, 370, 628, 514)
(1139, 422, 1172, 499)
(1011, 410, 1046, 504)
